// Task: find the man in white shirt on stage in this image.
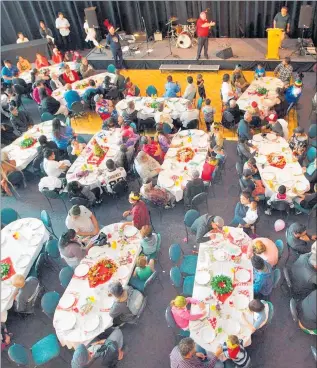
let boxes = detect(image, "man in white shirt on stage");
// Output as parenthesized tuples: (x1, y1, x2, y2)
(55, 12, 71, 51)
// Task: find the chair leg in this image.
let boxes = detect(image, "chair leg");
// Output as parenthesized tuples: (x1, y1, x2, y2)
(285, 246, 291, 265)
(45, 196, 54, 212)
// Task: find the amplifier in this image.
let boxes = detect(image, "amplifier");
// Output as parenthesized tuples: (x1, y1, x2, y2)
(133, 31, 147, 42)
(154, 32, 163, 41)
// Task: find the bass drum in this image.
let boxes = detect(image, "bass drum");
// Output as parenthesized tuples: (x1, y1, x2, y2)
(176, 31, 192, 49)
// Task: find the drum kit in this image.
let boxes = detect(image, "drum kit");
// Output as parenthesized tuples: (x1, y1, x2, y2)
(167, 16, 198, 49)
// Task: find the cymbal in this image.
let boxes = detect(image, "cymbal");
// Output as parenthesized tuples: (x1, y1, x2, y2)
(169, 16, 178, 22)
(187, 18, 197, 23)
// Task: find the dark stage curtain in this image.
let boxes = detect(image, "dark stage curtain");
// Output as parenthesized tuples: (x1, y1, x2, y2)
(1, 1, 317, 48)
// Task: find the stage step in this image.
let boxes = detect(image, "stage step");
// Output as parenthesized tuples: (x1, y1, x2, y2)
(159, 64, 220, 73)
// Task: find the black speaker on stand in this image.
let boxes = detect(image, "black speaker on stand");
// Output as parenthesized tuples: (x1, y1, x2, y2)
(84, 6, 104, 53)
(297, 5, 313, 56)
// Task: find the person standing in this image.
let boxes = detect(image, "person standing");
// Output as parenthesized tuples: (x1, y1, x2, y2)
(274, 57, 293, 85)
(83, 18, 101, 48)
(106, 26, 124, 69)
(195, 11, 215, 60)
(39, 20, 55, 55)
(55, 12, 71, 51)
(273, 6, 291, 48)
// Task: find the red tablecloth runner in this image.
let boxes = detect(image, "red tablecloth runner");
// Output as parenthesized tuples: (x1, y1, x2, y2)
(1, 257, 16, 280)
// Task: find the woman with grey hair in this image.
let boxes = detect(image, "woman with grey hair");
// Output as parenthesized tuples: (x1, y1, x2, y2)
(140, 177, 175, 208)
(183, 169, 205, 207)
(134, 151, 161, 180)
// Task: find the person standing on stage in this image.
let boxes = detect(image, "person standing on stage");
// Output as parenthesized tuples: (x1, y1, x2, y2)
(273, 6, 290, 48)
(83, 19, 101, 48)
(106, 26, 124, 69)
(55, 12, 71, 51)
(39, 21, 55, 55)
(195, 12, 215, 60)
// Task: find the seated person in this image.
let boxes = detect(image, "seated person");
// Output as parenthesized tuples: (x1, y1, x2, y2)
(154, 103, 173, 129)
(43, 149, 70, 177)
(51, 47, 63, 64)
(202, 99, 216, 131)
(34, 53, 49, 69)
(247, 238, 278, 267)
(170, 296, 206, 330)
(140, 136, 163, 164)
(102, 117, 119, 131)
(79, 57, 95, 79)
(297, 289, 317, 334)
(1, 124, 19, 145)
(108, 281, 144, 325)
(114, 144, 133, 173)
(82, 79, 98, 104)
(132, 255, 155, 282)
(38, 175, 64, 194)
(156, 125, 172, 154)
(102, 159, 127, 194)
(140, 177, 175, 209)
(241, 169, 265, 198)
(222, 99, 241, 129)
(67, 180, 102, 206)
(134, 151, 161, 180)
(16, 56, 31, 73)
(201, 158, 217, 183)
(62, 64, 80, 84)
(179, 102, 199, 129)
(231, 191, 251, 227)
(303, 158, 317, 192)
(295, 183, 317, 214)
(184, 170, 205, 207)
(124, 78, 136, 97)
(289, 127, 308, 159)
(262, 113, 285, 137)
(287, 222, 316, 254)
(254, 63, 266, 78)
(94, 94, 112, 121)
(140, 225, 159, 259)
(11, 274, 39, 313)
(240, 200, 258, 233)
(191, 215, 224, 243)
(9, 105, 33, 134)
(63, 83, 81, 110)
(243, 157, 259, 178)
(39, 87, 68, 116)
(231, 64, 250, 94)
(58, 229, 91, 267)
(221, 335, 251, 367)
(122, 101, 138, 125)
(50, 72, 65, 91)
(32, 80, 52, 105)
(1, 151, 24, 197)
(122, 192, 151, 230)
(52, 117, 74, 150)
(16, 32, 29, 44)
(247, 101, 263, 128)
(242, 299, 270, 334)
(290, 252, 317, 299)
(65, 205, 100, 238)
(265, 184, 294, 215)
(252, 255, 274, 297)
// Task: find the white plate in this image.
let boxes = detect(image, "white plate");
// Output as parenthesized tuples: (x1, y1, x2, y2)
(266, 133, 276, 141)
(1, 285, 12, 300)
(253, 135, 263, 142)
(16, 255, 31, 269)
(257, 155, 267, 164)
(213, 249, 228, 262)
(116, 265, 129, 279)
(124, 226, 138, 237)
(235, 269, 250, 283)
(175, 102, 186, 112)
(74, 264, 90, 277)
(88, 247, 106, 258)
(262, 172, 275, 181)
(56, 312, 77, 331)
(200, 326, 216, 343)
(169, 98, 178, 102)
(83, 314, 100, 332)
(195, 286, 212, 299)
(163, 178, 175, 188)
(10, 222, 22, 231)
(234, 294, 250, 310)
(30, 221, 43, 231)
(179, 98, 188, 104)
(178, 130, 189, 137)
(195, 271, 211, 285)
(59, 294, 76, 309)
(118, 102, 127, 110)
(29, 234, 43, 246)
(226, 245, 242, 256)
(295, 181, 307, 192)
(167, 149, 177, 157)
(223, 319, 240, 335)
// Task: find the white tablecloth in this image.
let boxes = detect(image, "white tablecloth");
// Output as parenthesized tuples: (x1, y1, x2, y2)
(1, 121, 54, 171)
(52, 72, 116, 102)
(251, 133, 310, 198)
(237, 77, 284, 112)
(1, 218, 49, 322)
(189, 227, 253, 358)
(157, 129, 209, 202)
(66, 129, 122, 188)
(116, 97, 189, 120)
(53, 223, 141, 349)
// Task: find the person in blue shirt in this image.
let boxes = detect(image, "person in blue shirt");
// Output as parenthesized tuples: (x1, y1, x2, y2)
(63, 83, 81, 110)
(254, 63, 266, 79)
(52, 117, 74, 150)
(285, 79, 303, 105)
(164, 75, 180, 98)
(251, 255, 274, 297)
(82, 79, 98, 104)
(1, 60, 19, 86)
(106, 26, 124, 69)
(238, 112, 253, 140)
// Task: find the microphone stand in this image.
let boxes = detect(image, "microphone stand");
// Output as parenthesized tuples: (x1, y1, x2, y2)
(164, 19, 180, 59)
(142, 16, 151, 56)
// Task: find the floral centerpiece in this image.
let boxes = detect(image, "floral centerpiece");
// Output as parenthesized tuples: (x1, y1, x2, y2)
(176, 147, 195, 163)
(1, 263, 10, 279)
(267, 153, 286, 169)
(256, 87, 268, 96)
(88, 258, 118, 288)
(20, 136, 37, 149)
(211, 275, 234, 303)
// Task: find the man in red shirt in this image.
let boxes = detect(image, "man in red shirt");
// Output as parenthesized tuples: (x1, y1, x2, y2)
(196, 12, 215, 60)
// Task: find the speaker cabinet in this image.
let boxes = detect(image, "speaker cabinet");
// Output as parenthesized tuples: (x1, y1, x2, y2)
(298, 5, 313, 29)
(216, 47, 233, 59)
(84, 7, 99, 28)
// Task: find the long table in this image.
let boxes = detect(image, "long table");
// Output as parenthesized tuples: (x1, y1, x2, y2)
(157, 129, 209, 202)
(53, 223, 141, 349)
(1, 38, 50, 62)
(189, 227, 254, 358)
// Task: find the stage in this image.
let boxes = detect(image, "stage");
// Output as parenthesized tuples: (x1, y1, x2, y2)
(87, 37, 316, 72)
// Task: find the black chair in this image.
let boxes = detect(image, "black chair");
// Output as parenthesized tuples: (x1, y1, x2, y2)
(190, 192, 208, 213)
(41, 189, 68, 212)
(143, 198, 163, 224)
(281, 266, 293, 297)
(289, 298, 299, 323)
(186, 120, 198, 130)
(70, 101, 85, 125)
(270, 201, 291, 221)
(285, 229, 304, 265)
(138, 118, 156, 134)
(112, 180, 128, 199)
(69, 196, 89, 207)
(7, 171, 24, 188)
(84, 91, 98, 110)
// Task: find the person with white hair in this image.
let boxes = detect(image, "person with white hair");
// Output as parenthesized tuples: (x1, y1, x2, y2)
(134, 151, 161, 180)
(179, 102, 199, 129)
(12, 274, 40, 313)
(140, 177, 175, 208)
(183, 169, 205, 207)
(222, 98, 241, 128)
(195, 11, 216, 60)
(238, 111, 253, 140)
(50, 72, 64, 90)
(154, 102, 173, 128)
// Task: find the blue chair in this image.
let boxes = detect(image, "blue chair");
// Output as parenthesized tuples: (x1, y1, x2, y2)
(180, 255, 198, 276)
(306, 146, 317, 162)
(76, 135, 86, 144)
(183, 275, 195, 296)
(266, 301, 274, 324)
(31, 334, 60, 365)
(170, 266, 183, 289)
(169, 244, 182, 264)
(41, 189, 68, 213)
(148, 233, 162, 268)
(146, 85, 158, 97)
(1, 207, 19, 226)
(41, 291, 60, 318)
(129, 271, 163, 294)
(40, 210, 58, 239)
(107, 64, 116, 74)
(8, 343, 29, 366)
(135, 85, 140, 96)
(72, 344, 89, 367)
(130, 122, 137, 133)
(28, 253, 48, 279)
(162, 123, 172, 134)
(41, 112, 55, 122)
(45, 238, 64, 268)
(197, 97, 203, 110)
(308, 124, 317, 147)
(275, 239, 284, 259)
(184, 209, 200, 242)
(165, 306, 190, 339)
(273, 268, 281, 288)
(59, 266, 74, 288)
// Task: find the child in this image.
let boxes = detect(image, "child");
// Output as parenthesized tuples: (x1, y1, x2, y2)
(265, 184, 294, 215)
(254, 63, 266, 79)
(133, 255, 155, 282)
(221, 335, 251, 368)
(201, 158, 218, 182)
(240, 201, 258, 234)
(196, 74, 206, 99)
(214, 145, 226, 164)
(71, 140, 86, 156)
(202, 99, 216, 131)
(170, 296, 206, 330)
(140, 225, 159, 260)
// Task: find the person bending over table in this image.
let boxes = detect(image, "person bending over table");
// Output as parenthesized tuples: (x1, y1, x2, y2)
(247, 238, 278, 267)
(262, 113, 285, 138)
(191, 214, 224, 243)
(82, 79, 98, 103)
(66, 205, 99, 238)
(39, 87, 68, 117)
(241, 168, 265, 198)
(171, 296, 206, 330)
(180, 102, 199, 129)
(62, 64, 79, 84)
(243, 157, 259, 178)
(11, 274, 39, 314)
(141, 177, 176, 209)
(16, 56, 31, 73)
(154, 103, 174, 129)
(287, 222, 316, 254)
(1, 60, 19, 87)
(121, 191, 150, 230)
(290, 252, 317, 299)
(114, 144, 133, 173)
(139, 136, 163, 163)
(67, 181, 102, 206)
(170, 337, 223, 368)
(183, 169, 205, 207)
(43, 149, 70, 178)
(140, 225, 160, 260)
(34, 53, 50, 70)
(9, 105, 33, 134)
(242, 299, 271, 334)
(274, 57, 293, 86)
(297, 289, 317, 335)
(251, 255, 274, 297)
(134, 151, 161, 180)
(237, 138, 258, 164)
(52, 117, 75, 150)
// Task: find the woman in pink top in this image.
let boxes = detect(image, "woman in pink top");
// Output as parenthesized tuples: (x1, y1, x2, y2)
(247, 238, 278, 266)
(170, 295, 206, 330)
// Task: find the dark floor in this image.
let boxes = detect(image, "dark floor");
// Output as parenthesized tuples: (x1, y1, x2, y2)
(2, 72, 317, 368)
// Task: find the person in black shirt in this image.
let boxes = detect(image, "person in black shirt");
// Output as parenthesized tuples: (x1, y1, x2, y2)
(106, 26, 124, 70)
(39, 20, 54, 55)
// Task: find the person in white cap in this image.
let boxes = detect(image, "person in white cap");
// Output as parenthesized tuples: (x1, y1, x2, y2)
(262, 113, 285, 137)
(190, 214, 225, 243)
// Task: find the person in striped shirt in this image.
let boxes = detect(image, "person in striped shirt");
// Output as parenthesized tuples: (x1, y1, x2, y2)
(221, 335, 251, 368)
